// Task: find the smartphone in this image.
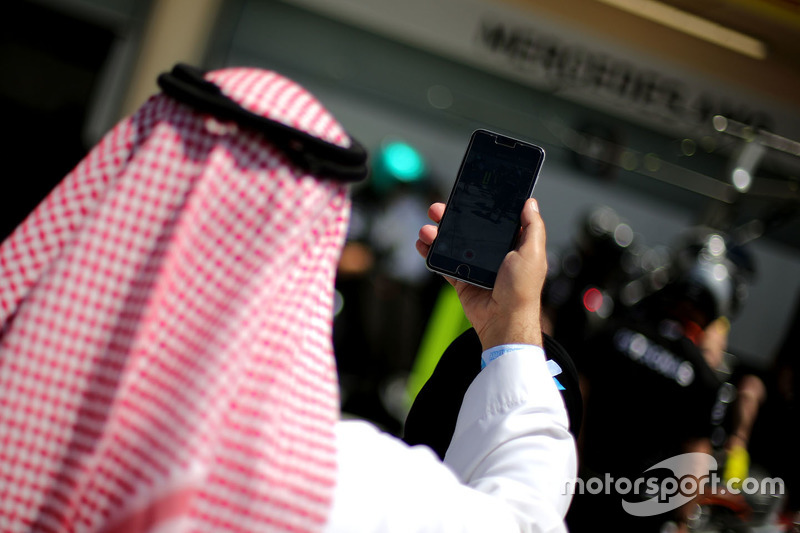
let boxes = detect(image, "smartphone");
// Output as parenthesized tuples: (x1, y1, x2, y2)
(426, 129, 545, 289)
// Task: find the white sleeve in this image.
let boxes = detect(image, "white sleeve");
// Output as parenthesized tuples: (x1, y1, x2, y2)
(325, 346, 577, 533)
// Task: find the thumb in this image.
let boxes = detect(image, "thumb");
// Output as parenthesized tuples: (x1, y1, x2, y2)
(515, 198, 545, 258)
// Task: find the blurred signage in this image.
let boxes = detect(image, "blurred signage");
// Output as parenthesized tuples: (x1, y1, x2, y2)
(283, 0, 799, 140)
(475, 18, 772, 133)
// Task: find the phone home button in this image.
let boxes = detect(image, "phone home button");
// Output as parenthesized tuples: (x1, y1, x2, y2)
(456, 264, 471, 278)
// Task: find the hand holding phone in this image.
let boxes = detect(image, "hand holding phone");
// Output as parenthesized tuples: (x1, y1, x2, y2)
(425, 129, 545, 289)
(417, 197, 547, 350)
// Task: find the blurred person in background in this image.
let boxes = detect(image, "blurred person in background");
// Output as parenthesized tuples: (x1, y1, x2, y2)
(335, 166, 442, 433)
(563, 226, 760, 532)
(333, 138, 443, 434)
(0, 63, 576, 532)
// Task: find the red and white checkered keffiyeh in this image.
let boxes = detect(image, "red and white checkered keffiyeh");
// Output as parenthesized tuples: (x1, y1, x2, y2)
(0, 67, 352, 532)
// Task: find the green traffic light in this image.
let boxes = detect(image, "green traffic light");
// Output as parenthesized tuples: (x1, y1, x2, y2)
(381, 141, 426, 182)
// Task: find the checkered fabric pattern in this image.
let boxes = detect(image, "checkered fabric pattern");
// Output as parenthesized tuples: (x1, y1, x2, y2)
(0, 67, 351, 532)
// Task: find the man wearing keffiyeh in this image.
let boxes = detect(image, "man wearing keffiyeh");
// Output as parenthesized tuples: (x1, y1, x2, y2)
(0, 65, 575, 532)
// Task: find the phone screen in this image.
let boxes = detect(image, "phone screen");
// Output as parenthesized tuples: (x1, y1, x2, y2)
(426, 129, 545, 288)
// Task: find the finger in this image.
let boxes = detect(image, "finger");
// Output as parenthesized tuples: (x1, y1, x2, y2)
(418, 224, 438, 246)
(427, 202, 446, 224)
(416, 224, 438, 258)
(415, 239, 429, 258)
(515, 198, 545, 257)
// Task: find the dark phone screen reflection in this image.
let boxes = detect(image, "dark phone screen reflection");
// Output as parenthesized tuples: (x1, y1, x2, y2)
(433, 133, 542, 274)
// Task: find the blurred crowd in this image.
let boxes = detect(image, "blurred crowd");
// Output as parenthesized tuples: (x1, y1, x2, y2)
(332, 158, 799, 532)
(542, 205, 798, 532)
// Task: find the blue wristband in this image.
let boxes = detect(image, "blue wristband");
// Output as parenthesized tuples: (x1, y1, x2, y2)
(480, 344, 529, 369)
(481, 344, 566, 390)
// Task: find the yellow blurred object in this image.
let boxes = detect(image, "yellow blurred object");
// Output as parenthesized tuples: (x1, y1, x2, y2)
(405, 284, 471, 405)
(724, 445, 750, 489)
